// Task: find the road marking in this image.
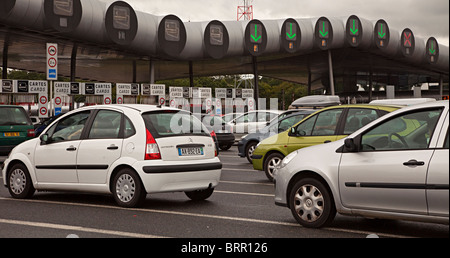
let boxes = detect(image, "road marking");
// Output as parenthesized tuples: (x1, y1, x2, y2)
(222, 168, 257, 172)
(220, 180, 273, 186)
(0, 197, 410, 238)
(0, 218, 167, 238)
(216, 190, 274, 197)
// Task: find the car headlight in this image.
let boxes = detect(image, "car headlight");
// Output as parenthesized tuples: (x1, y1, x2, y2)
(279, 150, 298, 169)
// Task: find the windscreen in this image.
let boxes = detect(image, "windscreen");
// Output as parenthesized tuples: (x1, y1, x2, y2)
(142, 110, 209, 138)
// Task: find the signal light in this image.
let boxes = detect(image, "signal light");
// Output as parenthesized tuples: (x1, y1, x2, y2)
(210, 130, 218, 157)
(145, 129, 161, 160)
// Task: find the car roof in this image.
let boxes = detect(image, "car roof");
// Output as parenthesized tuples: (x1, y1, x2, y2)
(72, 104, 180, 113)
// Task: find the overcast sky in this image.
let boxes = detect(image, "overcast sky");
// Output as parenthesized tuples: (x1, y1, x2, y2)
(100, 0, 449, 46)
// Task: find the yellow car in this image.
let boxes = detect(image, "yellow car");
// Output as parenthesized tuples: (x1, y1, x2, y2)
(252, 104, 401, 181)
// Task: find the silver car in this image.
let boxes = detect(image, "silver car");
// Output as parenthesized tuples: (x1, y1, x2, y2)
(274, 101, 449, 228)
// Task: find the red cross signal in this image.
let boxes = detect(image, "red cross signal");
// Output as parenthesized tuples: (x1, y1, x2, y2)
(404, 32, 412, 47)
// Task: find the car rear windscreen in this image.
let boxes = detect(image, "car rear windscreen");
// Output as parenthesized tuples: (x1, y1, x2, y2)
(0, 107, 32, 126)
(142, 110, 209, 138)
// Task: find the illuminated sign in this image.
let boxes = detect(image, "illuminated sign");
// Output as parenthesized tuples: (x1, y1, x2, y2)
(113, 6, 130, 30)
(285, 22, 297, 41)
(426, 37, 439, 64)
(375, 20, 390, 48)
(53, 0, 73, 17)
(250, 23, 262, 43)
(210, 25, 224, 46)
(401, 28, 415, 56)
(346, 16, 361, 47)
(315, 18, 332, 50)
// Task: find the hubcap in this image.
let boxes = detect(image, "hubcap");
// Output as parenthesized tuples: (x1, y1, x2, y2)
(10, 169, 26, 195)
(248, 145, 255, 160)
(267, 157, 282, 176)
(116, 174, 136, 203)
(293, 184, 324, 223)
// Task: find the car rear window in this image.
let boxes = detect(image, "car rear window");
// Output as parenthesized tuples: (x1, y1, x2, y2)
(142, 110, 209, 138)
(0, 107, 32, 126)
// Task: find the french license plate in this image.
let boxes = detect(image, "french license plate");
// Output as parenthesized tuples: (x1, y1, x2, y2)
(178, 147, 204, 156)
(4, 132, 20, 137)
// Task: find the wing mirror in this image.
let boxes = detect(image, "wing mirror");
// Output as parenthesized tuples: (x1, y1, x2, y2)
(344, 138, 358, 152)
(40, 134, 49, 145)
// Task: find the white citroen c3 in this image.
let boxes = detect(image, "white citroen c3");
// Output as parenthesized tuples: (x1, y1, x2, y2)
(2, 104, 222, 207)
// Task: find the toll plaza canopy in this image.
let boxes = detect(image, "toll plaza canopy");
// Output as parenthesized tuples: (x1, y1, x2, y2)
(1, 0, 449, 101)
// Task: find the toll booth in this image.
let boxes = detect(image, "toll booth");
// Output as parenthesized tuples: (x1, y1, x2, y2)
(0, 79, 49, 118)
(116, 83, 140, 104)
(140, 84, 165, 105)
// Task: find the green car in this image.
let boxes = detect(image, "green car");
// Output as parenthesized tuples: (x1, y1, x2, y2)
(0, 105, 35, 156)
(252, 104, 401, 181)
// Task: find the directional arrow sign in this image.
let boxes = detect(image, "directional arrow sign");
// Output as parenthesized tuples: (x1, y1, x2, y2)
(286, 22, 297, 41)
(429, 41, 436, 55)
(319, 21, 329, 38)
(349, 19, 359, 35)
(378, 23, 386, 39)
(250, 24, 262, 43)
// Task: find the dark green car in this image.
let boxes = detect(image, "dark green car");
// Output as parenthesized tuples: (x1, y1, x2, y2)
(0, 105, 35, 155)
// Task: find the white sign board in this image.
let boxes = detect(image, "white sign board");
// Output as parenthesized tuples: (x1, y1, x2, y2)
(151, 84, 165, 96)
(46, 43, 58, 80)
(169, 86, 184, 98)
(215, 88, 227, 98)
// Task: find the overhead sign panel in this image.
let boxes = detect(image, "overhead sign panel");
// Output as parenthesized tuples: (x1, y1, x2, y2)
(426, 37, 439, 64)
(44, 0, 82, 32)
(401, 28, 415, 56)
(245, 20, 267, 56)
(158, 15, 187, 57)
(374, 19, 390, 48)
(314, 17, 333, 50)
(204, 21, 230, 59)
(281, 19, 301, 53)
(346, 15, 361, 47)
(105, 1, 137, 45)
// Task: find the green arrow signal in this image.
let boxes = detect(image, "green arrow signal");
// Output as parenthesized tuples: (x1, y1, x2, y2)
(286, 23, 296, 39)
(429, 41, 436, 54)
(319, 21, 328, 37)
(251, 24, 261, 42)
(378, 23, 386, 38)
(349, 19, 358, 35)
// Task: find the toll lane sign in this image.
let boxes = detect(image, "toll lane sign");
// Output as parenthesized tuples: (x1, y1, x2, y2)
(46, 43, 58, 80)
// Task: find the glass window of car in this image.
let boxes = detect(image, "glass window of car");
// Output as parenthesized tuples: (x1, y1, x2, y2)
(143, 110, 209, 138)
(343, 108, 379, 135)
(88, 110, 122, 139)
(275, 114, 307, 133)
(311, 109, 343, 136)
(236, 112, 256, 124)
(124, 116, 136, 138)
(361, 108, 443, 151)
(0, 107, 32, 126)
(47, 111, 91, 142)
(444, 128, 449, 149)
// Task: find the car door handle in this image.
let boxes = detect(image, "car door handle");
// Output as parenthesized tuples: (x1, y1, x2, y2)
(107, 145, 119, 150)
(66, 146, 77, 151)
(403, 159, 425, 166)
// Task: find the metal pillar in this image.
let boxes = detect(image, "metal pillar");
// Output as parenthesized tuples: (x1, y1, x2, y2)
(2, 34, 9, 79)
(252, 56, 259, 109)
(149, 59, 155, 84)
(70, 43, 78, 111)
(132, 60, 137, 83)
(189, 61, 194, 87)
(327, 50, 335, 96)
(439, 75, 443, 99)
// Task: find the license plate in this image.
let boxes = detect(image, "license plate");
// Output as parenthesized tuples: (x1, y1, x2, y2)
(178, 147, 204, 156)
(4, 132, 20, 137)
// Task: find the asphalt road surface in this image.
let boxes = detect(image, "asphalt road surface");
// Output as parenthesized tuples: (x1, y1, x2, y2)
(0, 147, 448, 240)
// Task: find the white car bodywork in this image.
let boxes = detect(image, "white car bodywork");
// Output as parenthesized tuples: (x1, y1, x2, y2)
(2, 105, 221, 206)
(275, 101, 449, 226)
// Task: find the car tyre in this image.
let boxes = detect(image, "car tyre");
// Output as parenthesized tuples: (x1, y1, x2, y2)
(7, 163, 35, 199)
(245, 141, 258, 163)
(219, 144, 233, 151)
(185, 188, 214, 201)
(264, 152, 284, 182)
(289, 178, 336, 228)
(112, 168, 146, 208)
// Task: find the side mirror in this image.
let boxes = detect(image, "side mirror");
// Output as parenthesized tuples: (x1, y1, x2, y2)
(288, 127, 296, 136)
(40, 134, 49, 145)
(344, 138, 358, 152)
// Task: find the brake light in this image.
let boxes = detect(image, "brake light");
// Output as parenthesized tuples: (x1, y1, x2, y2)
(210, 131, 218, 157)
(145, 129, 161, 160)
(27, 129, 35, 137)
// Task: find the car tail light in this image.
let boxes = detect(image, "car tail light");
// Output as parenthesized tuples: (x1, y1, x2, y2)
(27, 129, 35, 137)
(210, 130, 218, 157)
(145, 129, 161, 160)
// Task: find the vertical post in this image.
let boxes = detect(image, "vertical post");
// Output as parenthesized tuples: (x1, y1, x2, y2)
(368, 70, 373, 102)
(132, 60, 137, 83)
(327, 50, 335, 96)
(70, 43, 78, 111)
(252, 56, 259, 109)
(439, 75, 443, 99)
(189, 61, 194, 87)
(307, 70, 312, 95)
(149, 59, 155, 84)
(2, 34, 9, 79)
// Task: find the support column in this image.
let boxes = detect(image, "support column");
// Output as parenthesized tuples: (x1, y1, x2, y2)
(439, 75, 443, 99)
(149, 59, 155, 84)
(69, 43, 78, 111)
(189, 61, 194, 87)
(132, 60, 137, 83)
(252, 56, 259, 109)
(327, 50, 335, 96)
(2, 34, 9, 79)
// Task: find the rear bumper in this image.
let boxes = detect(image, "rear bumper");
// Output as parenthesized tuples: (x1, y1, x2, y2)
(137, 159, 222, 194)
(216, 133, 235, 145)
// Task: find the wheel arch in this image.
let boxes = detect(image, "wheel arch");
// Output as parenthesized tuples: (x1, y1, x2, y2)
(108, 164, 145, 193)
(286, 170, 336, 210)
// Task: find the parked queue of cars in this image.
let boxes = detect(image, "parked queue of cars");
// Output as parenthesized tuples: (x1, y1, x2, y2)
(1, 99, 448, 228)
